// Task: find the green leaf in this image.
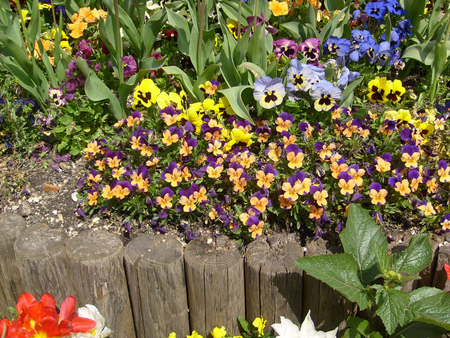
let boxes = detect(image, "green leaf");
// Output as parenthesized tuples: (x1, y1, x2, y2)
(392, 321, 448, 338)
(323, 0, 344, 12)
(238, 316, 251, 333)
(217, 85, 254, 124)
(296, 253, 369, 310)
(392, 234, 432, 275)
(238, 62, 266, 79)
(398, 0, 427, 31)
(374, 242, 392, 273)
(193, 63, 221, 100)
(402, 40, 450, 66)
(346, 316, 371, 337)
(280, 21, 302, 40)
(163, 65, 196, 101)
(219, 0, 253, 22)
(320, 8, 346, 41)
(247, 24, 267, 72)
(142, 9, 167, 58)
(405, 287, 450, 331)
(167, 9, 191, 55)
(372, 285, 410, 335)
(340, 204, 388, 285)
(340, 77, 363, 108)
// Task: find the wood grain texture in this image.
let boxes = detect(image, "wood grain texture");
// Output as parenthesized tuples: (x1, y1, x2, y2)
(184, 235, 245, 337)
(418, 234, 444, 288)
(13, 223, 73, 306)
(0, 213, 26, 319)
(124, 234, 189, 338)
(66, 230, 135, 338)
(433, 245, 450, 292)
(245, 234, 303, 332)
(302, 238, 354, 333)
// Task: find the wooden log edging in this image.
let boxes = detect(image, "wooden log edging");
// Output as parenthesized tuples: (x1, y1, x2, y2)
(2, 212, 450, 338)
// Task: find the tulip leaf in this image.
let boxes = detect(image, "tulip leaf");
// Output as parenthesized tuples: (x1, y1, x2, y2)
(218, 85, 254, 124)
(402, 40, 450, 66)
(296, 253, 369, 310)
(163, 66, 196, 101)
(340, 204, 388, 285)
(340, 76, 363, 108)
(193, 63, 221, 100)
(167, 9, 191, 55)
(219, 0, 253, 22)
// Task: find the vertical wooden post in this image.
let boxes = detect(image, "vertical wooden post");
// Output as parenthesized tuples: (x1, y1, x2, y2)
(0, 213, 26, 319)
(13, 223, 73, 306)
(433, 245, 450, 292)
(245, 234, 303, 331)
(418, 234, 444, 287)
(124, 235, 190, 338)
(184, 235, 245, 336)
(66, 230, 135, 338)
(302, 238, 354, 333)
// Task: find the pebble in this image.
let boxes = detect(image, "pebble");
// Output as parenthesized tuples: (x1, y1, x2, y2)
(71, 191, 78, 202)
(19, 202, 32, 216)
(28, 195, 42, 203)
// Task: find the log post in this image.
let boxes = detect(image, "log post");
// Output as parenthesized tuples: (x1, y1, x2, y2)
(0, 213, 26, 319)
(432, 245, 450, 292)
(66, 230, 135, 338)
(302, 238, 354, 333)
(418, 234, 444, 287)
(245, 234, 303, 331)
(124, 234, 190, 338)
(184, 235, 245, 336)
(13, 223, 73, 306)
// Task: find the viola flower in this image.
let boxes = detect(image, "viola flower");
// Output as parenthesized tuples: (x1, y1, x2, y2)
(315, 141, 335, 160)
(365, 1, 387, 21)
(374, 153, 392, 173)
(417, 201, 436, 216)
(180, 138, 198, 157)
(311, 80, 342, 112)
(87, 190, 99, 206)
(426, 177, 439, 194)
(338, 172, 356, 195)
(157, 93, 185, 112)
(369, 182, 388, 205)
(255, 165, 278, 189)
(247, 216, 265, 238)
(269, 0, 288, 16)
(376, 41, 393, 66)
(101, 185, 114, 200)
(367, 77, 391, 103)
(266, 142, 283, 162)
(285, 144, 305, 169)
(163, 29, 178, 41)
(281, 131, 297, 146)
(272, 38, 299, 59)
(161, 162, 183, 187)
(295, 171, 312, 196)
(199, 79, 220, 95)
(156, 187, 174, 209)
(179, 187, 198, 212)
(122, 55, 137, 77)
(408, 169, 423, 192)
(278, 195, 294, 210)
(360, 40, 379, 64)
(87, 169, 102, 186)
(206, 161, 223, 179)
(256, 125, 271, 143)
(111, 167, 126, 179)
(130, 165, 151, 192)
(253, 76, 286, 109)
(111, 181, 134, 199)
(133, 79, 161, 108)
(162, 126, 183, 146)
(250, 191, 271, 213)
(275, 112, 294, 133)
(48, 87, 66, 106)
(389, 175, 411, 197)
(440, 214, 450, 232)
(309, 204, 324, 220)
(385, 79, 405, 103)
(310, 185, 328, 207)
(126, 111, 142, 128)
(179, 107, 204, 135)
(348, 164, 365, 187)
(225, 128, 253, 151)
(330, 160, 348, 179)
(105, 151, 123, 169)
(298, 38, 321, 63)
(400, 145, 420, 168)
(438, 160, 450, 183)
(84, 140, 103, 158)
(286, 60, 325, 93)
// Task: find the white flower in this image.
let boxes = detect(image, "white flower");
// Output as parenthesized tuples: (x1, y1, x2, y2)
(71, 304, 112, 338)
(146, 0, 161, 10)
(272, 311, 338, 338)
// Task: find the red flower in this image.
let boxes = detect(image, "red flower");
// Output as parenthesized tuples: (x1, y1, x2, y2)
(445, 263, 450, 280)
(163, 29, 178, 41)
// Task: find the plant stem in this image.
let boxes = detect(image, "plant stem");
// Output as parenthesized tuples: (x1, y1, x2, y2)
(113, 0, 124, 84)
(197, 0, 206, 74)
(237, 0, 242, 42)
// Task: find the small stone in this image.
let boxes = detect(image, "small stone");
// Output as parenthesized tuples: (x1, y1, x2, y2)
(71, 191, 78, 202)
(445, 235, 450, 243)
(19, 202, 32, 217)
(52, 210, 58, 215)
(59, 162, 68, 170)
(58, 214, 64, 222)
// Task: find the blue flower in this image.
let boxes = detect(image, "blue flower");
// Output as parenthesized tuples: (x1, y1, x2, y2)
(286, 59, 324, 92)
(360, 41, 379, 63)
(386, 0, 406, 15)
(365, 2, 387, 21)
(323, 36, 351, 57)
(253, 76, 286, 109)
(377, 41, 393, 66)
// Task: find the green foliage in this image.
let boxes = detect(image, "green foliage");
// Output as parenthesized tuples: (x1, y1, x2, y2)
(296, 204, 450, 336)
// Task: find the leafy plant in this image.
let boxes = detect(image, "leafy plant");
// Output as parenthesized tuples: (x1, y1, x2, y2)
(296, 204, 450, 337)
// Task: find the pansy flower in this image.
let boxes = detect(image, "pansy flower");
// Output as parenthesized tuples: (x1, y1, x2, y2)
(235, 151, 256, 169)
(133, 78, 161, 108)
(112, 166, 126, 179)
(255, 164, 278, 189)
(199, 79, 221, 95)
(389, 174, 411, 197)
(315, 142, 336, 160)
(275, 112, 294, 133)
(179, 187, 198, 212)
(268, 0, 288, 16)
(385, 79, 405, 103)
(206, 161, 223, 179)
(126, 111, 142, 128)
(369, 182, 388, 205)
(87, 169, 102, 186)
(310, 184, 328, 207)
(162, 126, 183, 146)
(368, 77, 391, 103)
(192, 184, 208, 203)
(298, 38, 321, 63)
(225, 128, 253, 151)
(338, 171, 356, 195)
(156, 187, 174, 209)
(294, 171, 312, 196)
(130, 165, 151, 192)
(365, 2, 387, 21)
(348, 164, 365, 187)
(311, 80, 342, 112)
(272, 38, 299, 59)
(374, 153, 392, 173)
(180, 137, 198, 157)
(417, 200, 436, 216)
(101, 185, 114, 200)
(105, 151, 123, 169)
(400, 145, 420, 168)
(386, 0, 406, 15)
(286, 60, 324, 93)
(250, 191, 271, 213)
(438, 160, 450, 183)
(360, 40, 379, 64)
(48, 87, 66, 106)
(253, 76, 286, 109)
(376, 41, 392, 66)
(161, 162, 183, 187)
(330, 160, 348, 179)
(426, 177, 439, 194)
(323, 36, 351, 57)
(309, 204, 324, 220)
(111, 180, 134, 199)
(265, 142, 283, 162)
(408, 169, 423, 192)
(87, 189, 99, 206)
(122, 55, 137, 77)
(440, 214, 450, 232)
(281, 131, 297, 146)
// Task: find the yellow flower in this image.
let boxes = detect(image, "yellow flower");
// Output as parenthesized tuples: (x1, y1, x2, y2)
(210, 326, 227, 338)
(225, 128, 253, 151)
(133, 79, 161, 108)
(269, 0, 289, 16)
(252, 316, 267, 335)
(167, 333, 176, 338)
(187, 331, 203, 338)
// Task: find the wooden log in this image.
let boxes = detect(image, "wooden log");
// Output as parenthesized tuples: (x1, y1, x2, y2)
(66, 230, 135, 338)
(184, 235, 245, 336)
(0, 213, 27, 319)
(245, 234, 303, 331)
(13, 223, 73, 306)
(432, 245, 450, 292)
(302, 238, 354, 333)
(124, 234, 190, 338)
(418, 234, 444, 288)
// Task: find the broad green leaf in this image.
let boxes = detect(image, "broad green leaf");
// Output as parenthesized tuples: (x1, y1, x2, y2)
(340, 204, 388, 285)
(237, 316, 251, 333)
(36, 40, 58, 88)
(163, 66, 196, 101)
(307, 2, 316, 27)
(320, 8, 346, 41)
(238, 62, 266, 79)
(398, 0, 427, 30)
(427, 0, 445, 38)
(392, 321, 448, 338)
(167, 9, 191, 55)
(217, 85, 254, 124)
(26, 0, 40, 55)
(233, 26, 252, 66)
(372, 285, 410, 335)
(217, 10, 241, 87)
(219, 0, 253, 22)
(280, 21, 302, 40)
(342, 328, 362, 338)
(346, 316, 371, 337)
(296, 253, 369, 310)
(392, 234, 431, 275)
(374, 242, 392, 273)
(402, 40, 450, 66)
(340, 76, 363, 108)
(247, 24, 267, 72)
(323, 0, 344, 12)
(142, 9, 167, 58)
(405, 287, 450, 331)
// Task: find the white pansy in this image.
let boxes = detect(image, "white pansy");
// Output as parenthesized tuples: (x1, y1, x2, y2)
(272, 311, 338, 338)
(71, 304, 112, 338)
(146, 0, 161, 10)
